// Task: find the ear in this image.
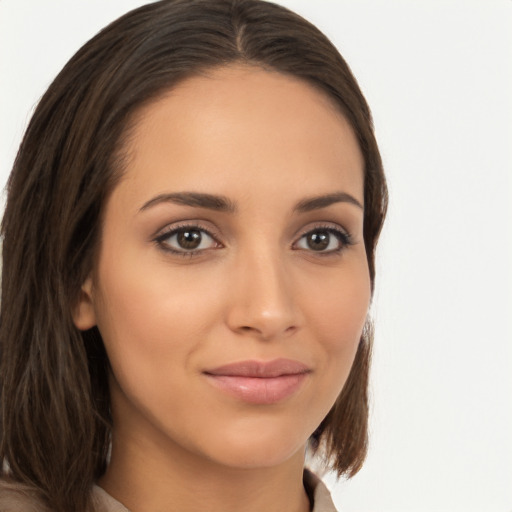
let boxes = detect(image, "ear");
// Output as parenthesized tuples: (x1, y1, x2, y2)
(72, 276, 97, 330)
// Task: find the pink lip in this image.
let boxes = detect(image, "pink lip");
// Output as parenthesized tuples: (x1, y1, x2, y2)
(203, 359, 311, 405)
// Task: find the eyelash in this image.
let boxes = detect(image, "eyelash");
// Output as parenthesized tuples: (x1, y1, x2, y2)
(153, 222, 354, 258)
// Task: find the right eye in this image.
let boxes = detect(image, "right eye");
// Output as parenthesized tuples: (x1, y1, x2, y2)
(155, 225, 221, 255)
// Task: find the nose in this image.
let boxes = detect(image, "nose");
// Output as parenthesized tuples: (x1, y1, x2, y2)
(225, 247, 301, 341)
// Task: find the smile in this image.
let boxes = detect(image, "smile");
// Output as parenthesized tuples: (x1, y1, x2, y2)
(203, 359, 311, 405)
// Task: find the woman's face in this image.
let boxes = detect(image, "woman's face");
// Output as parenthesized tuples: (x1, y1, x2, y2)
(75, 65, 370, 470)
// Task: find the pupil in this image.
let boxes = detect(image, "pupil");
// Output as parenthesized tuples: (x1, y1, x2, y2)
(307, 231, 329, 251)
(177, 229, 202, 249)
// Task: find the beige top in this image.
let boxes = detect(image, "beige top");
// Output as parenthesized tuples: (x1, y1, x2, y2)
(0, 470, 338, 512)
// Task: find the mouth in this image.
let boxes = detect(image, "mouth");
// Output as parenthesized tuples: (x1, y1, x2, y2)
(203, 358, 311, 405)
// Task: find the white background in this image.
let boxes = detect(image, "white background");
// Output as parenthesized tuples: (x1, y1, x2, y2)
(1, 1, 511, 511)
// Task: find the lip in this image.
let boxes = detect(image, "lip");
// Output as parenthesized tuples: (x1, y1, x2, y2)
(203, 358, 311, 405)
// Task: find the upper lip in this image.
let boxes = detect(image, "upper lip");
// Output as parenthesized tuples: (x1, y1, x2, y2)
(204, 358, 311, 378)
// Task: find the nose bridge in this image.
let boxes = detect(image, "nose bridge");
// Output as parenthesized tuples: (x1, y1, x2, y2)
(226, 238, 298, 339)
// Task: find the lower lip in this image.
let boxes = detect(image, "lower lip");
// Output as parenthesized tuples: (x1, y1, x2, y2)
(204, 373, 308, 405)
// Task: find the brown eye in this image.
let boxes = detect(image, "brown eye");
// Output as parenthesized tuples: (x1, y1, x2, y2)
(306, 231, 330, 251)
(156, 226, 219, 254)
(176, 229, 202, 249)
(295, 227, 351, 253)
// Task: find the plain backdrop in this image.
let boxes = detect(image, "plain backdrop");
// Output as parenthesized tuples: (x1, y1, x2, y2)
(1, 1, 511, 511)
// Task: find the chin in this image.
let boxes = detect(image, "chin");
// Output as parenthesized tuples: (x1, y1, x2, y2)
(193, 420, 310, 470)
(210, 443, 305, 470)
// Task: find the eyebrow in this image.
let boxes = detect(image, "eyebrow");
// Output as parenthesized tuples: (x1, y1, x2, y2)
(140, 192, 236, 213)
(294, 192, 363, 212)
(139, 190, 363, 214)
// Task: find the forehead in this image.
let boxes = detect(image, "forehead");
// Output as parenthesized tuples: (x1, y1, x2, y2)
(115, 65, 364, 208)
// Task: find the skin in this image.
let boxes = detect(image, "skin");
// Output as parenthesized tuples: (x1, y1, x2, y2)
(74, 65, 370, 512)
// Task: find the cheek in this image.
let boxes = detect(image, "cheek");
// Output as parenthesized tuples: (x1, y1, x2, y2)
(303, 260, 371, 391)
(92, 251, 231, 384)
(92, 258, 220, 443)
(308, 263, 370, 346)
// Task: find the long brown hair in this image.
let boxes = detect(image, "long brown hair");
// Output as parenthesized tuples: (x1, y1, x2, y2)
(0, 1, 387, 510)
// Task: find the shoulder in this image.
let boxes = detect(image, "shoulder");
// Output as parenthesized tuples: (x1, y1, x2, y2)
(0, 479, 50, 512)
(0, 481, 127, 512)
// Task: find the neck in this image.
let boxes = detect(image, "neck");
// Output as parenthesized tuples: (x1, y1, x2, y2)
(99, 426, 311, 512)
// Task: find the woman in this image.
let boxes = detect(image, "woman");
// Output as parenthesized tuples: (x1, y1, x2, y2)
(0, 1, 387, 511)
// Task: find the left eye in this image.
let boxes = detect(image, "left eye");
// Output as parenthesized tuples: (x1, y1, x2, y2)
(156, 227, 218, 253)
(295, 228, 347, 253)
